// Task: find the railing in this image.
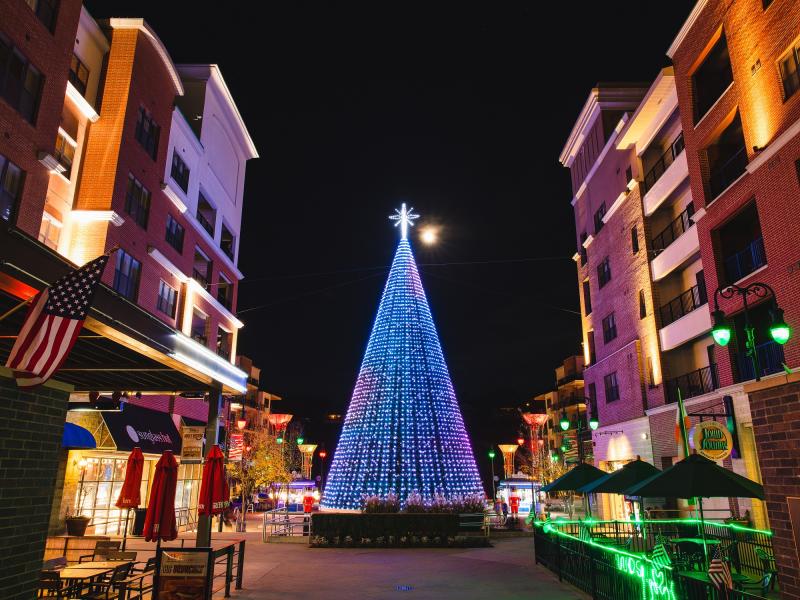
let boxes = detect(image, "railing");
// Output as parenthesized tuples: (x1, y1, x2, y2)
(192, 269, 209, 288)
(708, 145, 749, 200)
(197, 210, 215, 236)
(175, 507, 198, 532)
(210, 539, 246, 597)
(659, 284, 707, 327)
(262, 507, 309, 541)
(551, 394, 587, 411)
(533, 520, 775, 599)
(733, 340, 785, 382)
(652, 203, 695, 252)
(642, 132, 685, 194)
(664, 364, 718, 404)
(723, 237, 766, 284)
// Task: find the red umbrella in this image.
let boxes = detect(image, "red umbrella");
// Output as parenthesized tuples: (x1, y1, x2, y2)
(115, 447, 144, 549)
(198, 445, 229, 516)
(143, 450, 178, 544)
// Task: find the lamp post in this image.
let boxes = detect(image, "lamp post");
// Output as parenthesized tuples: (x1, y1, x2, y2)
(711, 282, 791, 382)
(561, 398, 598, 464)
(319, 449, 328, 494)
(488, 449, 497, 499)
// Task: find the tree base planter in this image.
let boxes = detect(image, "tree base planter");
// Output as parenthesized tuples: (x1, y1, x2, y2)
(310, 513, 490, 548)
(65, 516, 91, 537)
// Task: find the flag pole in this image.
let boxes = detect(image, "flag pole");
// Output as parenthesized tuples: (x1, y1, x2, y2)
(0, 299, 30, 323)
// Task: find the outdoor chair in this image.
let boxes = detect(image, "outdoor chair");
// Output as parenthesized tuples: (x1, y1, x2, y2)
(755, 547, 778, 591)
(37, 571, 80, 599)
(78, 540, 121, 563)
(106, 550, 137, 562)
(741, 572, 773, 595)
(83, 562, 133, 599)
(132, 556, 156, 573)
(42, 557, 67, 571)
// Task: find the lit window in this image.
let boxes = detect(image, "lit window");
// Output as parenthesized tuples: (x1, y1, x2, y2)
(124, 174, 150, 229)
(156, 280, 177, 318)
(0, 152, 25, 222)
(113, 249, 141, 301)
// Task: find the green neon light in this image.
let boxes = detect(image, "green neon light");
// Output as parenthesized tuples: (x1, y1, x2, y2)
(534, 518, 771, 536)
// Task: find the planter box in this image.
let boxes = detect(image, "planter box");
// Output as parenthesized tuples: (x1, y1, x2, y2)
(310, 513, 489, 548)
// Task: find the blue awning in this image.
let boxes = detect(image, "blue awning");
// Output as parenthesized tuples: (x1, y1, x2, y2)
(62, 422, 96, 449)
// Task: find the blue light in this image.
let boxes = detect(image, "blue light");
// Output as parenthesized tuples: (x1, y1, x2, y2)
(321, 236, 484, 510)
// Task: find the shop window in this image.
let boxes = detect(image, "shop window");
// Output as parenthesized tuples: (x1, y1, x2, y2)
(0, 33, 43, 123)
(0, 152, 24, 222)
(112, 249, 140, 301)
(124, 174, 150, 229)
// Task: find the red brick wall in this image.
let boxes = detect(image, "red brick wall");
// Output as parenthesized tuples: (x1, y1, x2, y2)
(0, 0, 82, 237)
(749, 381, 800, 599)
(672, 0, 800, 387)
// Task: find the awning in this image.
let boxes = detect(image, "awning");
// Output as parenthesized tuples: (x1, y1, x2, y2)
(102, 403, 181, 454)
(62, 422, 96, 449)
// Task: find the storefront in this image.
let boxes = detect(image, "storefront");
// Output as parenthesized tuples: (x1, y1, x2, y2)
(498, 476, 538, 515)
(61, 403, 202, 535)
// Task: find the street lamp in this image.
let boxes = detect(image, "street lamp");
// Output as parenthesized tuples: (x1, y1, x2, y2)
(319, 449, 328, 494)
(488, 449, 497, 499)
(559, 411, 570, 431)
(517, 437, 524, 446)
(712, 282, 792, 381)
(561, 400, 597, 464)
(236, 418, 247, 430)
(297, 436, 304, 445)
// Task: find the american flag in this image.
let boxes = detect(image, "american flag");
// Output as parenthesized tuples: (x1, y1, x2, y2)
(708, 543, 733, 592)
(4, 254, 110, 388)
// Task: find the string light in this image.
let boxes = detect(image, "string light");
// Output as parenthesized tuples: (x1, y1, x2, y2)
(321, 208, 484, 510)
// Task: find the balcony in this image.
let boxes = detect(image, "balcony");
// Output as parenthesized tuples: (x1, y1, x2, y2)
(659, 284, 706, 327)
(708, 146, 748, 200)
(723, 237, 766, 284)
(664, 364, 718, 404)
(550, 394, 587, 412)
(652, 204, 694, 252)
(659, 303, 712, 352)
(733, 340, 785, 382)
(650, 213, 700, 281)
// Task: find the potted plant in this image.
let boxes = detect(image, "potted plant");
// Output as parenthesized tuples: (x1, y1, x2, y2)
(65, 488, 90, 536)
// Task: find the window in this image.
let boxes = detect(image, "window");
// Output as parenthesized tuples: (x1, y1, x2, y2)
(54, 130, 75, 179)
(717, 202, 766, 284)
(763, 0, 774, 7)
(196, 192, 216, 237)
(192, 247, 212, 288)
(593, 202, 606, 234)
(692, 32, 734, 122)
(220, 223, 235, 260)
(604, 372, 620, 402)
(602, 312, 617, 343)
(68, 53, 89, 96)
(597, 257, 611, 288)
(582, 280, 592, 316)
(631, 226, 639, 253)
(0, 34, 44, 123)
(579, 231, 588, 266)
(134, 106, 160, 159)
(706, 113, 747, 201)
(165, 214, 185, 253)
(156, 280, 177, 318)
(38, 212, 61, 249)
(170, 151, 190, 193)
(587, 331, 596, 364)
(190, 309, 208, 345)
(217, 326, 232, 359)
(780, 44, 800, 100)
(639, 289, 647, 319)
(25, 0, 58, 32)
(124, 175, 150, 229)
(112, 250, 141, 301)
(217, 273, 233, 310)
(0, 152, 24, 222)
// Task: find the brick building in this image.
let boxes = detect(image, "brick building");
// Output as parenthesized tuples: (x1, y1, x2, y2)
(669, 0, 800, 595)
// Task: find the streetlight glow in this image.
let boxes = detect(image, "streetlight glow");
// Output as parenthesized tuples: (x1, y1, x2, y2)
(420, 226, 438, 245)
(559, 411, 570, 431)
(770, 308, 791, 345)
(711, 310, 732, 347)
(488, 450, 496, 459)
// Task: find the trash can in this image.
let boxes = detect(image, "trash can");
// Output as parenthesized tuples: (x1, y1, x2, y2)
(132, 508, 147, 536)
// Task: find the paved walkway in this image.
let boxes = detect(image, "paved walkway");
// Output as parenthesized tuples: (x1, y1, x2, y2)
(233, 535, 586, 600)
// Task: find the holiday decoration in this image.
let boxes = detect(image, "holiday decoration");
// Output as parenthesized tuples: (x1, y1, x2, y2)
(322, 205, 484, 510)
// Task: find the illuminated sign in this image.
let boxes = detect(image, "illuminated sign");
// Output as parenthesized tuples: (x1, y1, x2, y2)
(613, 554, 676, 600)
(692, 421, 732, 461)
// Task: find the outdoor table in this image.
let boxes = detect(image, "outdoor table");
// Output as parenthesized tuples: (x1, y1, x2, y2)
(64, 560, 133, 570)
(57, 566, 114, 595)
(679, 570, 750, 590)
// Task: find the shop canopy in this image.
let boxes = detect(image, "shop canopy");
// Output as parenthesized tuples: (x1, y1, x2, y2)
(541, 462, 606, 492)
(103, 403, 181, 454)
(62, 422, 96, 449)
(578, 458, 661, 494)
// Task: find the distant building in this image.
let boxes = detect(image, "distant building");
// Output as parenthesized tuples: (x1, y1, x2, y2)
(537, 355, 587, 465)
(233, 355, 281, 430)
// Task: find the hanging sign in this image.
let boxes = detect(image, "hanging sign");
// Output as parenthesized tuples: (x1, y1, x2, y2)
(181, 426, 205, 463)
(154, 547, 213, 600)
(692, 421, 733, 461)
(229, 433, 244, 461)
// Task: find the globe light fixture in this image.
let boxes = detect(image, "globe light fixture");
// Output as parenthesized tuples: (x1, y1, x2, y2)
(711, 310, 732, 347)
(770, 308, 791, 345)
(488, 449, 496, 459)
(589, 415, 599, 431)
(297, 436, 304, 445)
(319, 450, 327, 459)
(276, 436, 284, 444)
(517, 437, 524, 446)
(559, 411, 570, 431)
(236, 419, 247, 430)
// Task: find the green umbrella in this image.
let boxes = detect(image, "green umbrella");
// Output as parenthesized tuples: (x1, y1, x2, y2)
(624, 453, 764, 569)
(541, 462, 606, 492)
(577, 458, 661, 494)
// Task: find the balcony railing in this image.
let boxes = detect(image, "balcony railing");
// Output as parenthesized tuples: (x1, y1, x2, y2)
(708, 145, 748, 200)
(642, 132, 685, 194)
(197, 211, 215, 237)
(733, 340, 785, 382)
(723, 237, 766, 284)
(192, 269, 209, 288)
(664, 364, 718, 404)
(652, 203, 695, 252)
(658, 283, 707, 327)
(550, 394, 587, 412)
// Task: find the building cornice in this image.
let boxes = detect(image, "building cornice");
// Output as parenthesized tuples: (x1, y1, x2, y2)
(187, 278, 243, 329)
(559, 89, 601, 167)
(667, 0, 710, 59)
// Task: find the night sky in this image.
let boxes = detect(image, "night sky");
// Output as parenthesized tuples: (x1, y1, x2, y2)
(87, 2, 692, 472)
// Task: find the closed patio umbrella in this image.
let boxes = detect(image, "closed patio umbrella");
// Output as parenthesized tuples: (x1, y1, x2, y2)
(115, 447, 144, 550)
(541, 462, 606, 517)
(578, 457, 661, 494)
(198, 445, 229, 517)
(143, 450, 178, 546)
(624, 453, 764, 569)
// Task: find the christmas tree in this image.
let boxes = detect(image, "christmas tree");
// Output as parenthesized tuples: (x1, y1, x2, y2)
(322, 205, 484, 510)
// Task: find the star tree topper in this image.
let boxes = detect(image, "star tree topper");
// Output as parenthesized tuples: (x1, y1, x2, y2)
(389, 203, 419, 240)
